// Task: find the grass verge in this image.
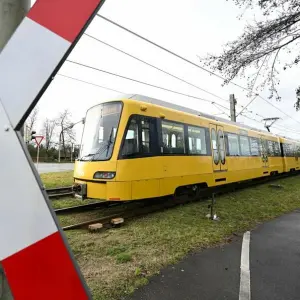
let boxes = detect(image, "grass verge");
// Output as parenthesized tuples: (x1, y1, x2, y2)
(41, 171, 73, 188)
(51, 198, 97, 210)
(62, 175, 300, 300)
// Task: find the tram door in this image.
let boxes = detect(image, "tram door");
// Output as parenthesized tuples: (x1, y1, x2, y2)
(210, 124, 227, 172)
(260, 137, 269, 168)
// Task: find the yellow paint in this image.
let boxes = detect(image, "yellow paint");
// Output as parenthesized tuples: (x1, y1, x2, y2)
(74, 160, 117, 181)
(74, 97, 300, 201)
(106, 181, 131, 200)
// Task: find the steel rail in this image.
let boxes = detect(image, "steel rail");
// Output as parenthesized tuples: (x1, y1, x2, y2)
(54, 201, 122, 215)
(46, 186, 74, 198)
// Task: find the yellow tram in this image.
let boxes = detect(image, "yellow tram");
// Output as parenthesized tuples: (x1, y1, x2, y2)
(73, 94, 300, 201)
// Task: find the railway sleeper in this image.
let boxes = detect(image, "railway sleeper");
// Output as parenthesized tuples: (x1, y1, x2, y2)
(89, 223, 105, 233)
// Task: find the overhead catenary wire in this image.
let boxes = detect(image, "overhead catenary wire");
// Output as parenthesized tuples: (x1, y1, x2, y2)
(96, 14, 250, 91)
(237, 94, 259, 117)
(65, 59, 300, 135)
(272, 123, 300, 134)
(59, 65, 300, 136)
(57, 74, 124, 94)
(66, 59, 228, 107)
(84, 33, 229, 104)
(257, 95, 300, 126)
(212, 102, 231, 119)
(241, 113, 300, 136)
(97, 14, 300, 126)
(83, 32, 257, 116)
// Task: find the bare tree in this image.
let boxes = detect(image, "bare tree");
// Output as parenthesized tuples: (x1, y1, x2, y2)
(201, 0, 300, 109)
(43, 118, 57, 155)
(26, 107, 39, 132)
(57, 109, 75, 160)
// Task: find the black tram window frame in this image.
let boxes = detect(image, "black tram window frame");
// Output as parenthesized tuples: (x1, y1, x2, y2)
(280, 142, 284, 157)
(186, 125, 210, 156)
(249, 137, 261, 157)
(118, 114, 159, 159)
(272, 141, 281, 157)
(225, 132, 241, 157)
(282, 143, 294, 157)
(266, 140, 275, 157)
(159, 119, 186, 155)
(238, 135, 251, 157)
(157, 118, 211, 157)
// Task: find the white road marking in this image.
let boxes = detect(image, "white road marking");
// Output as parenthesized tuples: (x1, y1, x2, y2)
(239, 231, 251, 300)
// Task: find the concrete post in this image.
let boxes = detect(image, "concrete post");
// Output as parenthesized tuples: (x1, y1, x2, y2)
(0, 0, 30, 51)
(0, 0, 31, 139)
(229, 94, 237, 122)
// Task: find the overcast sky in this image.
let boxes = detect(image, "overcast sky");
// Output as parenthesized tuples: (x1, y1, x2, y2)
(30, 0, 300, 143)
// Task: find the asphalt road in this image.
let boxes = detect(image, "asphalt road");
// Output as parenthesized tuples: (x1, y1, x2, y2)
(34, 163, 74, 174)
(129, 210, 300, 300)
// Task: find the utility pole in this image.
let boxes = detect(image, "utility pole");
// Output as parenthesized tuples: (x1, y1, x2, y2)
(0, 0, 31, 139)
(229, 94, 237, 122)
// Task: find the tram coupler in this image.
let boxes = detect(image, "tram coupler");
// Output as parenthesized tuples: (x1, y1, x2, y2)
(72, 183, 87, 200)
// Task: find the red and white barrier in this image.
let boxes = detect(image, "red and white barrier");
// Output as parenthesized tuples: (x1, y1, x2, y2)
(0, 0, 104, 298)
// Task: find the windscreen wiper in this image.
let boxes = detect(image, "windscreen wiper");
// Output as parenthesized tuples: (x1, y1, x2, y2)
(90, 128, 115, 160)
(105, 128, 114, 157)
(78, 153, 95, 161)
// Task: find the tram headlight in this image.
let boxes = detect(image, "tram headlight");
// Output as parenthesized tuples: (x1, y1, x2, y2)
(93, 171, 116, 179)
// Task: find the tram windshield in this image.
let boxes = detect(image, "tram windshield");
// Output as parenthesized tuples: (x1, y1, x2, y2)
(79, 102, 122, 161)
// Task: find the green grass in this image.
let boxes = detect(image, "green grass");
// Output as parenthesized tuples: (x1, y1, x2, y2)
(116, 253, 133, 264)
(40, 171, 73, 188)
(51, 198, 97, 210)
(63, 175, 300, 300)
(40, 171, 99, 210)
(106, 245, 128, 256)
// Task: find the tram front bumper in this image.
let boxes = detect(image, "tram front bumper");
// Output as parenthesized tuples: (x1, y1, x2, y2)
(73, 179, 132, 201)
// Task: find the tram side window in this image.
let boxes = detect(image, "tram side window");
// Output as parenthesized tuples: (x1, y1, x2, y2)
(161, 121, 185, 154)
(163, 133, 169, 147)
(250, 137, 260, 156)
(296, 145, 300, 157)
(267, 140, 275, 156)
(239, 135, 251, 156)
(292, 144, 297, 157)
(141, 118, 150, 154)
(273, 141, 281, 156)
(227, 133, 240, 156)
(260, 139, 267, 154)
(121, 118, 139, 157)
(283, 143, 294, 157)
(290, 144, 294, 157)
(187, 126, 207, 155)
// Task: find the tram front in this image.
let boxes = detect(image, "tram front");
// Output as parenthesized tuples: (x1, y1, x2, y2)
(73, 101, 123, 200)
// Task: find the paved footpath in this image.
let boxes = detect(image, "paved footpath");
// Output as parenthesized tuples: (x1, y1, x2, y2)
(129, 209, 300, 300)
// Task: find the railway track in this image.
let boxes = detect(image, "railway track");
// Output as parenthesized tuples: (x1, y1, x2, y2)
(62, 196, 182, 231)
(46, 186, 74, 198)
(56, 172, 300, 231)
(54, 201, 122, 215)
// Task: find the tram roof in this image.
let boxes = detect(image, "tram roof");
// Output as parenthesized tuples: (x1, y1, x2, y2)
(108, 93, 296, 141)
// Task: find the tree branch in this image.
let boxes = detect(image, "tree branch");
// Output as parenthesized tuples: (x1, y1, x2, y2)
(201, 0, 300, 108)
